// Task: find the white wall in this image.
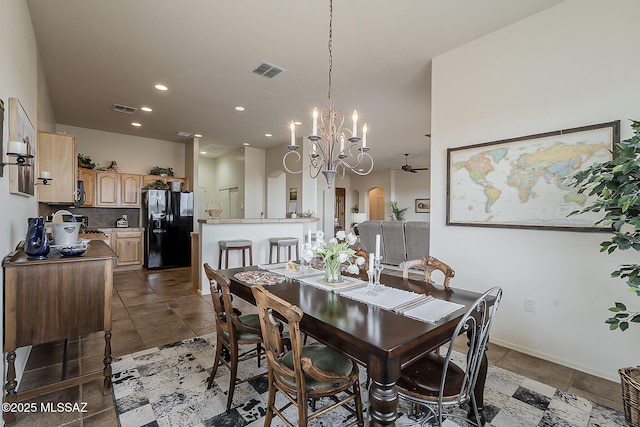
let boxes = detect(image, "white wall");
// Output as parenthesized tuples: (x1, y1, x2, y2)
(56, 124, 186, 176)
(198, 156, 217, 218)
(431, 0, 640, 381)
(0, 0, 54, 400)
(394, 170, 431, 222)
(244, 146, 265, 218)
(215, 148, 245, 218)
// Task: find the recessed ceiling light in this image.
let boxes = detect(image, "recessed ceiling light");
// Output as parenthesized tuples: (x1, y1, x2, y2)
(294, 121, 302, 126)
(200, 151, 207, 155)
(154, 84, 168, 91)
(243, 143, 250, 146)
(194, 134, 203, 138)
(265, 133, 272, 137)
(140, 106, 152, 112)
(235, 106, 245, 111)
(131, 122, 142, 127)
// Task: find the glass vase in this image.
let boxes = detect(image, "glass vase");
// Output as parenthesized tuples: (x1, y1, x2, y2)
(324, 257, 343, 283)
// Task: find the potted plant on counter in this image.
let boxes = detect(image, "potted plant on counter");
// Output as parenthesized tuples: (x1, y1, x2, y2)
(149, 166, 174, 177)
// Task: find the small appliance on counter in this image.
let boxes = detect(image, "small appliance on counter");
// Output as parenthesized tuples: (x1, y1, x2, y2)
(116, 215, 129, 228)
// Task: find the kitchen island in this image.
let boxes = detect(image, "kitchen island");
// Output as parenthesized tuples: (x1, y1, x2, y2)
(197, 217, 317, 295)
(2, 240, 116, 425)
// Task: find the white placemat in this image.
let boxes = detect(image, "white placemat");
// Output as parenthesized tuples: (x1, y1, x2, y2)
(338, 284, 425, 311)
(270, 267, 325, 279)
(399, 298, 465, 324)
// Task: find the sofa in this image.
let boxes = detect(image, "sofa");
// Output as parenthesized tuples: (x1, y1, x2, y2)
(358, 220, 429, 265)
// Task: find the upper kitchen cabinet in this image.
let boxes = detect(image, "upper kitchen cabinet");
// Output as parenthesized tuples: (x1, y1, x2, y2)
(78, 167, 96, 207)
(95, 172, 141, 207)
(120, 174, 141, 206)
(37, 131, 77, 203)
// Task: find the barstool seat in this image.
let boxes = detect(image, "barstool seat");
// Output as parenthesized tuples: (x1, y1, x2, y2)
(218, 239, 253, 269)
(269, 237, 299, 263)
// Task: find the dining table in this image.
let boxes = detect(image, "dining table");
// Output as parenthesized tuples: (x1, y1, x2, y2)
(221, 265, 490, 426)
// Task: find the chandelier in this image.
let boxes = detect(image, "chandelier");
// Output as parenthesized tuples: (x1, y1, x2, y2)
(282, 0, 373, 188)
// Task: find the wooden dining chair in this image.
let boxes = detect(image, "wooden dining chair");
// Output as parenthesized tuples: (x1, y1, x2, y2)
(396, 286, 503, 426)
(400, 256, 455, 288)
(251, 285, 364, 427)
(203, 263, 266, 413)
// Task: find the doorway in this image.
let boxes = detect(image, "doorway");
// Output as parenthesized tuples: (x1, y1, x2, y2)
(219, 186, 239, 219)
(369, 187, 385, 220)
(335, 187, 346, 234)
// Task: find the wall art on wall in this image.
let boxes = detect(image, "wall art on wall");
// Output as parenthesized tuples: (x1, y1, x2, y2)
(289, 187, 298, 201)
(8, 98, 35, 196)
(415, 198, 430, 213)
(446, 121, 619, 231)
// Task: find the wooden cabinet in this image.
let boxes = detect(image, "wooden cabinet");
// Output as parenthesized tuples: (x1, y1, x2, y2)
(96, 172, 141, 207)
(113, 231, 143, 267)
(78, 167, 96, 207)
(142, 175, 189, 191)
(95, 172, 118, 206)
(120, 174, 141, 206)
(37, 131, 77, 203)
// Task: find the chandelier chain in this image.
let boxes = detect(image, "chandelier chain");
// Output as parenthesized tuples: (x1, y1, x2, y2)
(328, 0, 333, 105)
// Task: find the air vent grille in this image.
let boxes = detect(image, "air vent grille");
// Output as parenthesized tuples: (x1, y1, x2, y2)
(251, 61, 286, 79)
(177, 131, 193, 138)
(112, 104, 138, 114)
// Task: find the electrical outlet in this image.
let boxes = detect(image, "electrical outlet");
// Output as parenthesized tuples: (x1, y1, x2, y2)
(524, 298, 535, 313)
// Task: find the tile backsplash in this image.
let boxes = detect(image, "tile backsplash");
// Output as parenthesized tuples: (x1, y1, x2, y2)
(39, 204, 140, 228)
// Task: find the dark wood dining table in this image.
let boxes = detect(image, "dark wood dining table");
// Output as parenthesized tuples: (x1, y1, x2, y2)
(221, 266, 489, 426)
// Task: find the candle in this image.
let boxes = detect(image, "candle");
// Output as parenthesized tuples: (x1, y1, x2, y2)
(290, 121, 296, 146)
(308, 230, 312, 244)
(340, 135, 345, 152)
(362, 124, 367, 148)
(40, 171, 51, 179)
(368, 253, 374, 272)
(7, 140, 27, 155)
(312, 108, 318, 136)
(375, 234, 381, 258)
(352, 110, 358, 137)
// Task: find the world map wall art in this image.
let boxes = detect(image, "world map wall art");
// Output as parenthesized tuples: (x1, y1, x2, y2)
(446, 121, 619, 231)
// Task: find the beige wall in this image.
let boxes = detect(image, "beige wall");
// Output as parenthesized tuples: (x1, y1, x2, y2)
(56, 124, 186, 176)
(431, 0, 640, 381)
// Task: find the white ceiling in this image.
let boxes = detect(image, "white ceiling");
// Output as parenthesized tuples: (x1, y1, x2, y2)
(26, 0, 564, 171)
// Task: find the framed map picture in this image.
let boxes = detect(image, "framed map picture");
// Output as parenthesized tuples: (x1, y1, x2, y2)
(446, 121, 619, 231)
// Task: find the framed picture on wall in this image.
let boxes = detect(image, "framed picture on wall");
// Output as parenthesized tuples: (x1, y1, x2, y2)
(415, 198, 430, 213)
(289, 187, 297, 201)
(8, 98, 35, 197)
(446, 121, 619, 231)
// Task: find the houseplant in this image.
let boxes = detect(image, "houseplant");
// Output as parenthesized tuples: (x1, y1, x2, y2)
(149, 166, 175, 176)
(313, 230, 362, 283)
(567, 120, 640, 331)
(390, 201, 408, 221)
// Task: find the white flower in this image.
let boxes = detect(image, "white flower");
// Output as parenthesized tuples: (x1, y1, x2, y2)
(347, 264, 360, 274)
(316, 230, 324, 240)
(337, 252, 349, 263)
(336, 230, 347, 240)
(346, 232, 357, 245)
(355, 256, 365, 266)
(329, 238, 338, 245)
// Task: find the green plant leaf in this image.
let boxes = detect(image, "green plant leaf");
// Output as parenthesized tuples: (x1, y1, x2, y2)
(616, 302, 627, 311)
(620, 322, 629, 331)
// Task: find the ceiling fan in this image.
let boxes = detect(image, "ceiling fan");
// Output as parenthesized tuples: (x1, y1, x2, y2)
(401, 154, 428, 173)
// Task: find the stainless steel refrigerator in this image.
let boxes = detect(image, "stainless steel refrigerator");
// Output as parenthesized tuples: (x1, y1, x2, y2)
(142, 189, 194, 269)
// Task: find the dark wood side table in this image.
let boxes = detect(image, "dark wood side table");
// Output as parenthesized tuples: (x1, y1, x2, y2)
(2, 240, 117, 425)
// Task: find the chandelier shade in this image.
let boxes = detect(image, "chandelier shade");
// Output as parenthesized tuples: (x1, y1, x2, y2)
(282, 0, 373, 188)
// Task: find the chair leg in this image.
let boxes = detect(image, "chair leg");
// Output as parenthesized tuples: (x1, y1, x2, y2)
(241, 248, 246, 267)
(208, 337, 224, 389)
(225, 249, 230, 269)
(277, 245, 281, 262)
(264, 375, 276, 427)
(226, 341, 239, 413)
(269, 244, 274, 263)
(287, 245, 292, 260)
(218, 247, 223, 269)
(296, 243, 299, 261)
(249, 246, 253, 265)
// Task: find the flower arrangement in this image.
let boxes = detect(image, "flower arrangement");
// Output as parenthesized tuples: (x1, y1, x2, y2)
(313, 230, 364, 282)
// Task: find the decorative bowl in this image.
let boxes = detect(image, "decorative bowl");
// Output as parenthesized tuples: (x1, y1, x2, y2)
(59, 245, 87, 257)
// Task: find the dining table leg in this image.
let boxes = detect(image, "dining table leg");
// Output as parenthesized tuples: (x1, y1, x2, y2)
(368, 379, 398, 426)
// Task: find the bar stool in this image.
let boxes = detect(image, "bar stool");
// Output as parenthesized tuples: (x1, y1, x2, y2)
(269, 237, 299, 263)
(218, 239, 253, 269)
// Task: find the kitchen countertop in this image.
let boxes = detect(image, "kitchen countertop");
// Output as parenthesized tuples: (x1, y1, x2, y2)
(198, 218, 317, 224)
(84, 227, 144, 232)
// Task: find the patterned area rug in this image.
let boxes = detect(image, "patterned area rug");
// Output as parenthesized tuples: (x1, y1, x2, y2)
(111, 334, 626, 426)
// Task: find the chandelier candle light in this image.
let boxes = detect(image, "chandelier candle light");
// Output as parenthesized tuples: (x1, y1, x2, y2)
(283, 0, 373, 188)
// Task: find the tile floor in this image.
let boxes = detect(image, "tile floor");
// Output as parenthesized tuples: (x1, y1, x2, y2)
(8, 267, 625, 426)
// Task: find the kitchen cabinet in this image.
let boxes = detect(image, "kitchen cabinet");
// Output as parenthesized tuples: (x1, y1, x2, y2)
(78, 167, 96, 207)
(95, 172, 141, 207)
(142, 175, 189, 191)
(37, 131, 77, 203)
(113, 230, 143, 267)
(120, 173, 141, 206)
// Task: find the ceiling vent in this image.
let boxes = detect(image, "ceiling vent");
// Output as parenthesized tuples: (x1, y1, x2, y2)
(177, 131, 193, 138)
(251, 61, 286, 79)
(112, 104, 138, 114)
